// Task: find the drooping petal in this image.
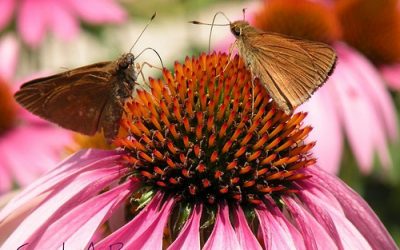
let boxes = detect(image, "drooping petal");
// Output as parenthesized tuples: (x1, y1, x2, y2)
(307, 167, 398, 249)
(343, 45, 398, 140)
(29, 181, 137, 249)
(168, 204, 202, 250)
(48, 0, 79, 42)
(0, 149, 121, 222)
(380, 64, 400, 90)
(332, 44, 390, 173)
(298, 186, 371, 249)
(67, 0, 126, 24)
(299, 84, 343, 174)
(0, 125, 72, 191)
(284, 196, 337, 250)
(0, 34, 19, 81)
(256, 199, 305, 250)
(1, 160, 126, 249)
(232, 206, 263, 250)
(0, 0, 15, 31)
(17, 0, 48, 47)
(95, 193, 174, 249)
(203, 202, 241, 250)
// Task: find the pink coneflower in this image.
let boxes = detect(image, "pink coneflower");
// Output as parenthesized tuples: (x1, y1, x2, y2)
(0, 53, 396, 249)
(248, 0, 398, 174)
(0, 35, 72, 193)
(0, 0, 126, 48)
(335, 0, 400, 90)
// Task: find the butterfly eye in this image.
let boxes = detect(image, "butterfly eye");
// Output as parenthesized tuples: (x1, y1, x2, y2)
(230, 25, 241, 37)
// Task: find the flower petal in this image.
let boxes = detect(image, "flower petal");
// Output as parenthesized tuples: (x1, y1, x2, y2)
(307, 167, 398, 249)
(0, 160, 125, 248)
(168, 204, 202, 250)
(48, 0, 79, 41)
(67, 0, 126, 24)
(30, 181, 136, 249)
(0, 149, 121, 222)
(256, 199, 305, 250)
(17, 0, 48, 47)
(95, 193, 174, 249)
(299, 84, 343, 174)
(284, 196, 337, 249)
(0, 0, 15, 31)
(232, 206, 263, 250)
(380, 64, 400, 90)
(203, 202, 241, 250)
(0, 34, 19, 81)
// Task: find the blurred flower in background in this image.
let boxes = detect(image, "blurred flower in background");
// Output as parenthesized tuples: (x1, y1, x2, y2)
(335, 0, 400, 90)
(243, 0, 398, 175)
(0, 53, 396, 249)
(0, 0, 127, 48)
(0, 34, 72, 194)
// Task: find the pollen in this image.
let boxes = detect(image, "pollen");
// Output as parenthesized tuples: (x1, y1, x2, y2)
(118, 53, 315, 205)
(335, 0, 400, 64)
(0, 78, 17, 135)
(253, 0, 341, 44)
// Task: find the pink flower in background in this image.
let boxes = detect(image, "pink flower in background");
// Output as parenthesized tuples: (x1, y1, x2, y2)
(0, 0, 127, 47)
(0, 35, 72, 193)
(218, 0, 398, 175)
(0, 53, 396, 249)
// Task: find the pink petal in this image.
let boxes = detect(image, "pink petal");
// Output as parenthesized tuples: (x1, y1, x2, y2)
(17, 0, 48, 47)
(299, 187, 371, 249)
(256, 199, 305, 250)
(380, 63, 400, 90)
(0, 125, 72, 191)
(67, 0, 126, 24)
(331, 45, 390, 173)
(342, 44, 398, 141)
(168, 204, 202, 250)
(203, 202, 241, 250)
(0, 0, 14, 31)
(232, 206, 263, 250)
(299, 84, 343, 174)
(48, 0, 79, 41)
(283, 196, 337, 249)
(0, 150, 122, 222)
(95, 193, 174, 249)
(1, 161, 125, 248)
(0, 34, 19, 81)
(30, 181, 135, 249)
(307, 167, 398, 249)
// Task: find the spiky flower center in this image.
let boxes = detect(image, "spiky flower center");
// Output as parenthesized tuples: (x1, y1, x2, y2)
(335, 0, 400, 64)
(0, 78, 17, 135)
(253, 0, 341, 44)
(116, 53, 315, 205)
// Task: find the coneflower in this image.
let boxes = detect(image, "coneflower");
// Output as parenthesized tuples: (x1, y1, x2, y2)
(0, 53, 396, 249)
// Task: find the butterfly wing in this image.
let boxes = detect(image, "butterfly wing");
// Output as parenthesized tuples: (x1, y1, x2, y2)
(15, 62, 117, 135)
(239, 31, 336, 113)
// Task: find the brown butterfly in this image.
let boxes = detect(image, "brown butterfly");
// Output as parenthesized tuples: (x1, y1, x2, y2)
(14, 53, 137, 142)
(191, 13, 337, 114)
(230, 20, 337, 114)
(15, 13, 158, 142)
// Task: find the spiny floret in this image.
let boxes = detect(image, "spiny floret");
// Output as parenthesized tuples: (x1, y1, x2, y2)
(116, 52, 315, 205)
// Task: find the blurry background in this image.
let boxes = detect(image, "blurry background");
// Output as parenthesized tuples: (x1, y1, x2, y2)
(1, 0, 400, 245)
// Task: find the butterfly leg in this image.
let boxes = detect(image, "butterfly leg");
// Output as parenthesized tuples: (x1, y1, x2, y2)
(216, 41, 238, 79)
(136, 62, 163, 89)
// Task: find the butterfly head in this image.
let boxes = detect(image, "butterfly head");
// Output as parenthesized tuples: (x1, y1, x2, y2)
(230, 20, 249, 38)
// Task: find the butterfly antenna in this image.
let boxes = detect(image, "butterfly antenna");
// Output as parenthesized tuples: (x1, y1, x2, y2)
(242, 8, 247, 20)
(129, 12, 157, 53)
(189, 11, 231, 52)
(135, 47, 164, 69)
